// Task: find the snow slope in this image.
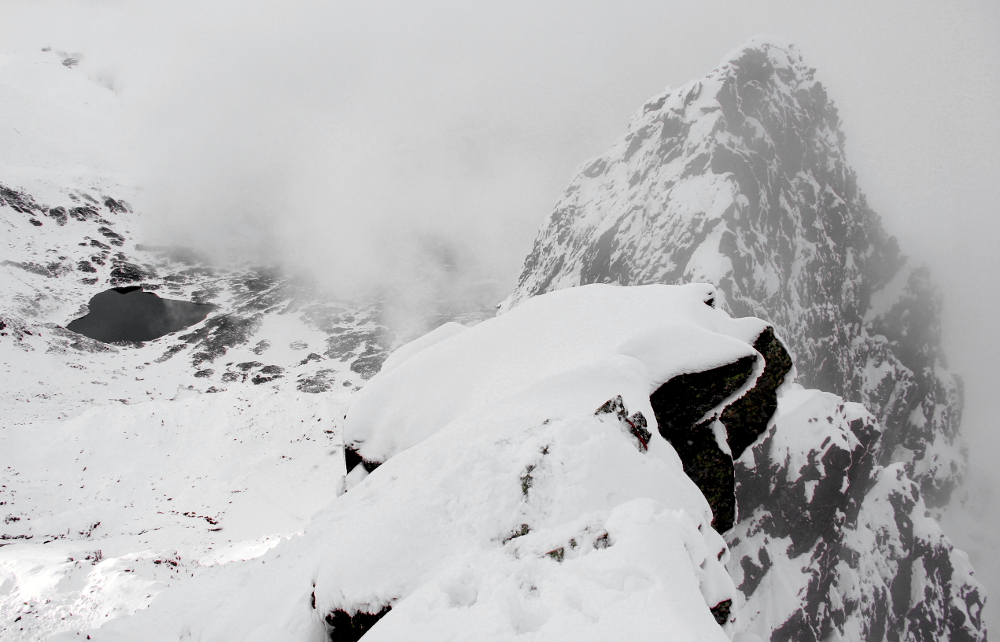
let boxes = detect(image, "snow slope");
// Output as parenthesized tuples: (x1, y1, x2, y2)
(58, 283, 983, 642)
(0, 48, 424, 640)
(63, 283, 770, 641)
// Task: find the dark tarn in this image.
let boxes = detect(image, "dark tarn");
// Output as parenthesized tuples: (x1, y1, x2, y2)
(67, 287, 216, 344)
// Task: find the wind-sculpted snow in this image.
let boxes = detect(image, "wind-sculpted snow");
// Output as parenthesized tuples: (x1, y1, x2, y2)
(500, 37, 976, 641)
(343, 283, 797, 532)
(345, 283, 767, 466)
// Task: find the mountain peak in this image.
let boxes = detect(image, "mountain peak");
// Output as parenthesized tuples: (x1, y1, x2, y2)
(501, 40, 979, 641)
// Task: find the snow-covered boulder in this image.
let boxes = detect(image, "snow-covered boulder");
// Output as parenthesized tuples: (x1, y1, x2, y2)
(345, 283, 793, 530)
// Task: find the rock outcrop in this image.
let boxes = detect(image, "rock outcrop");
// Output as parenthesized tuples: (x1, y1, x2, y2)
(650, 325, 793, 532)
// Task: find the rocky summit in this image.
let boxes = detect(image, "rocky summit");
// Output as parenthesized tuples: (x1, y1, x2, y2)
(501, 38, 982, 641)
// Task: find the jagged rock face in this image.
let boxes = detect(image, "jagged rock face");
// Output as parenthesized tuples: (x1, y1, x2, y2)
(729, 390, 984, 642)
(500, 39, 962, 508)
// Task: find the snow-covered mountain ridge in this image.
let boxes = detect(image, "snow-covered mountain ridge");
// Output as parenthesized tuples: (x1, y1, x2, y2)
(0, 38, 985, 642)
(501, 37, 982, 641)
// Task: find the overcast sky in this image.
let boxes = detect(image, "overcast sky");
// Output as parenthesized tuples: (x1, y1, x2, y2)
(7, 0, 1000, 627)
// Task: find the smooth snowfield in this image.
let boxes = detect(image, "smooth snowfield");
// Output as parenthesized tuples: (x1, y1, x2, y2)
(0, 385, 349, 640)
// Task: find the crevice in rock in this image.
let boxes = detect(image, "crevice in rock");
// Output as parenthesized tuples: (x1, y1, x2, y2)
(651, 356, 757, 435)
(710, 598, 733, 625)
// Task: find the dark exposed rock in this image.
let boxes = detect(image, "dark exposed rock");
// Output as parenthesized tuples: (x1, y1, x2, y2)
(671, 419, 736, 532)
(179, 313, 262, 366)
(0, 183, 42, 214)
(69, 206, 98, 222)
(711, 599, 733, 625)
(103, 197, 130, 213)
(297, 368, 334, 393)
(344, 446, 381, 475)
(324, 605, 392, 642)
(252, 365, 284, 384)
(98, 226, 125, 247)
(108, 260, 147, 286)
(730, 399, 984, 641)
(194, 369, 214, 378)
(651, 356, 756, 436)
(721, 327, 794, 456)
(349, 350, 388, 380)
(251, 339, 271, 355)
(594, 395, 652, 452)
(2, 260, 67, 278)
(154, 344, 186, 363)
(46, 206, 68, 225)
(236, 361, 263, 372)
(325, 329, 377, 358)
(647, 349, 785, 532)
